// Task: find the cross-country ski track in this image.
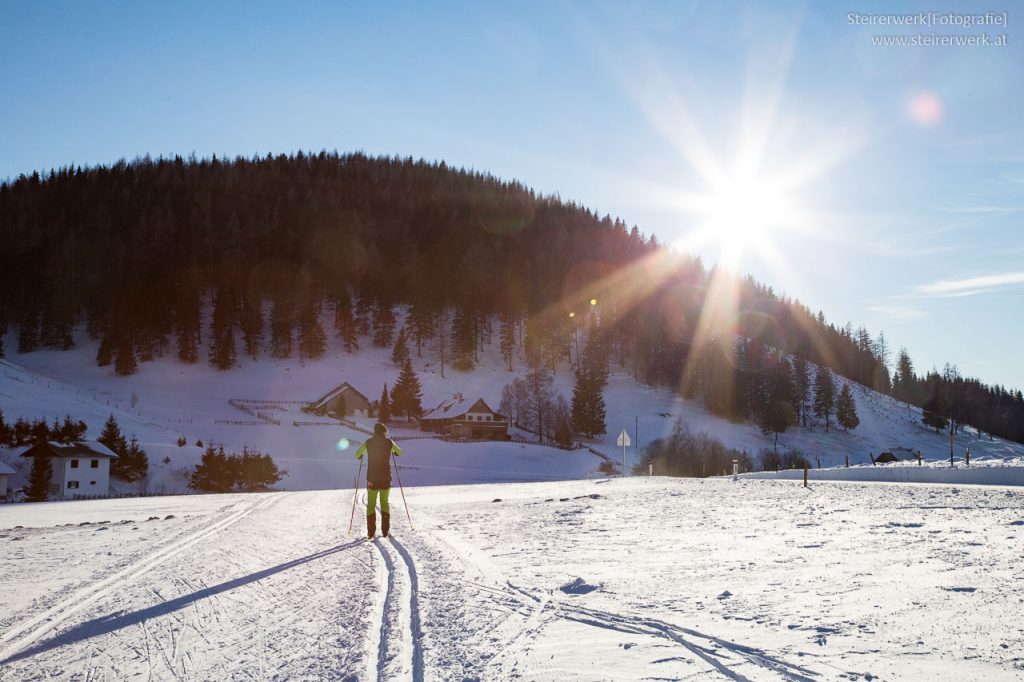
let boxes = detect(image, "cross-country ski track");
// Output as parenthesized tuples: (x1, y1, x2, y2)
(3, 478, 1023, 680)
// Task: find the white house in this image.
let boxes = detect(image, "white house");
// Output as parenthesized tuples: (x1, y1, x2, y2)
(20, 441, 118, 499)
(0, 460, 15, 500)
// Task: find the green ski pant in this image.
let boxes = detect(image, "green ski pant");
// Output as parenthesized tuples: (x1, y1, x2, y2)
(367, 487, 390, 516)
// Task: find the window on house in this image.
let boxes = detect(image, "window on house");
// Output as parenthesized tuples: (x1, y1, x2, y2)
(70, 459, 79, 469)
(67, 481, 79, 489)
(90, 460, 99, 468)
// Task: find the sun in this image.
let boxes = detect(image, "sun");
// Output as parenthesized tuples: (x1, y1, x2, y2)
(702, 172, 791, 265)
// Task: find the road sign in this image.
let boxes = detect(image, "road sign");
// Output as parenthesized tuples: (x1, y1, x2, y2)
(616, 429, 631, 447)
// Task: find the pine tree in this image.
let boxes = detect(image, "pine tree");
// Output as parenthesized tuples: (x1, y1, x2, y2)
(499, 313, 515, 372)
(297, 298, 327, 361)
(525, 367, 556, 442)
(333, 291, 359, 353)
(792, 357, 811, 427)
(354, 295, 372, 336)
(391, 327, 410, 367)
(114, 330, 137, 376)
(372, 302, 396, 347)
(836, 383, 860, 431)
(120, 434, 150, 482)
(191, 445, 231, 492)
(25, 453, 53, 502)
(98, 414, 127, 456)
(269, 296, 293, 358)
(407, 299, 435, 358)
(391, 358, 423, 420)
(553, 394, 573, 446)
(238, 290, 264, 360)
(813, 366, 837, 431)
(378, 383, 391, 422)
(208, 287, 237, 370)
(922, 391, 948, 432)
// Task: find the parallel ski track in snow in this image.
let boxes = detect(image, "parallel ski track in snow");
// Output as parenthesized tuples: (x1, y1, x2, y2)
(424, 521, 821, 681)
(367, 534, 423, 682)
(0, 493, 287, 663)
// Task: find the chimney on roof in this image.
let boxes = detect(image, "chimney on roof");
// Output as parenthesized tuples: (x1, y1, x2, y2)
(453, 392, 463, 401)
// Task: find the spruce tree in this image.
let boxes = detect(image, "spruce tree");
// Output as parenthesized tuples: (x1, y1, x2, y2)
(378, 383, 392, 422)
(121, 435, 150, 482)
(297, 298, 327, 360)
(26, 453, 53, 502)
(98, 414, 127, 456)
(114, 331, 137, 376)
(836, 383, 860, 431)
(407, 299, 435, 357)
(334, 291, 359, 353)
(238, 290, 263, 360)
(391, 327, 410, 367)
(208, 287, 237, 370)
(813, 366, 837, 431)
(269, 297, 293, 358)
(792, 357, 810, 427)
(499, 313, 515, 372)
(372, 302, 396, 347)
(391, 358, 423, 420)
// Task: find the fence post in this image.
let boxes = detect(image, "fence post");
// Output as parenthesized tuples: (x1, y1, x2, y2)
(803, 462, 808, 488)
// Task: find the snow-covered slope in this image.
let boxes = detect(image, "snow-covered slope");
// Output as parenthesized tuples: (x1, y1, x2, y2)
(1, 478, 1022, 680)
(2, 320, 1023, 495)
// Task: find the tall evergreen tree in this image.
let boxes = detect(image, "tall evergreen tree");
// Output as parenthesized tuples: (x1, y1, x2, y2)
(238, 289, 264, 360)
(525, 367, 556, 442)
(113, 329, 137, 376)
(499, 313, 515, 372)
(208, 287, 237, 370)
(836, 383, 860, 431)
(269, 296, 293, 358)
(333, 291, 359, 353)
(407, 299, 435, 358)
(25, 453, 53, 502)
(378, 383, 392, 422)
(372, 302, 396, 347)
(813, 366, 837, 431)
(792, 357, 811, 427)
(390, 358, 423, 420)
(297, 298, 327, 361)
(391, 327, 410, 367)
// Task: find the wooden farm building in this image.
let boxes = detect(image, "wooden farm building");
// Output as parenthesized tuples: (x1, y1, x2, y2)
(309, 382, 372, 418)
(419, 393, 509, 440)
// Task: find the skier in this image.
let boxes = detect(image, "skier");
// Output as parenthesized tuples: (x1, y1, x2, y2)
(354, 422, 402, 538)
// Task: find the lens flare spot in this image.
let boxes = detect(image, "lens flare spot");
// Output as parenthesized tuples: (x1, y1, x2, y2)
(907, 90, 944, 127)
(336, 438, 351, 451)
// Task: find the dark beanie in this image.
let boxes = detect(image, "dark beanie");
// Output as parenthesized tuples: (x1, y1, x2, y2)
(374, 422, 387, 436)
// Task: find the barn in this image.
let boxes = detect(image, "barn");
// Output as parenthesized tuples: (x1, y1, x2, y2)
(419, 393, 509, 440)
(20, 441, 119, 499)
(308, 382, 372, 418)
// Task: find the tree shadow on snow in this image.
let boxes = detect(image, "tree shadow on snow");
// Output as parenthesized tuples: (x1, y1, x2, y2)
(1, 538, 367, 665)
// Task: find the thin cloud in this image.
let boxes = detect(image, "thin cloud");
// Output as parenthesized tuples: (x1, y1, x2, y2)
(914, 272, 1024, 298)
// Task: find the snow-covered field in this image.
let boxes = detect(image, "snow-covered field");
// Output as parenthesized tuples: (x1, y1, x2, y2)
(2, 477, 1022, 680)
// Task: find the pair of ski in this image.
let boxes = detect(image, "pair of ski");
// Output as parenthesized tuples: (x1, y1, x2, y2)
(348, 453, 413, 535)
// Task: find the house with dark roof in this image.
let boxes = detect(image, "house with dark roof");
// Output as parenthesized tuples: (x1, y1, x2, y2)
(419, 393, 508, 440)
(20, 441, 118, 499)
(309, 382, 372, 418)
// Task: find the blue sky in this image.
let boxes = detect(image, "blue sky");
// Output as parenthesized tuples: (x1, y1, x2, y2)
(2, 1, 1022, 391)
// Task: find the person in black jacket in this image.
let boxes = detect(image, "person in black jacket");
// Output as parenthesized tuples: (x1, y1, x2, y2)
(353, 422, 402, 538)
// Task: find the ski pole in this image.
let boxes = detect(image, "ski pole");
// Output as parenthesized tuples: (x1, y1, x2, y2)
(392, 453, 413, 530)
(348, 458, 363, 534)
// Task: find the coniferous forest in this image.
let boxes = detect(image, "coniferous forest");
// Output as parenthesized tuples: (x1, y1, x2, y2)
(1, 151, 1021, 444)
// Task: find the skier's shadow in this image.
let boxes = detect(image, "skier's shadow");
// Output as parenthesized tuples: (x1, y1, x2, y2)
(1, 538, 367, 665)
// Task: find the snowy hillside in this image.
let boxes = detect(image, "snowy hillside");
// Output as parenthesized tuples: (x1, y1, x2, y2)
(3, 321, 1024, 495)
(2, 478, 1023, 680)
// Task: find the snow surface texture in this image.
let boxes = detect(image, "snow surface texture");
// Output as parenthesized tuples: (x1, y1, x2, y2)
(2, 317, 1023, 495)
(1, 478, 1023, 680)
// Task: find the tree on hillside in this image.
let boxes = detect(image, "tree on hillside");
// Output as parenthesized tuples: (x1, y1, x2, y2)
(499, 313, 516, 372)
(813, 366, 837, 431)
(499, 377, 529, 428)
(792, 357, 811, 427)
(378, 383, 392, 422)
(552, 394, 573, 447)
(836, 383, 860, 431)
(333, 290, 359, 353)
(921, 391, 948, 433)
(407, 299, 435, 358)
(115, 434, 150, 483)
(269, 296, 293, 358)
(190, 445, 231, 492)
(238, 287, 264, 360)
(524, 367, 557, 442)
(391, 327, 410, 367)
(390, 358, 423, 420)
(208, 287, 237, 370)
(98, 414, 127, 456)
(372, 302, 396, 347)
(25, 453, 53, 502)
(297, 297, 327, 361)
